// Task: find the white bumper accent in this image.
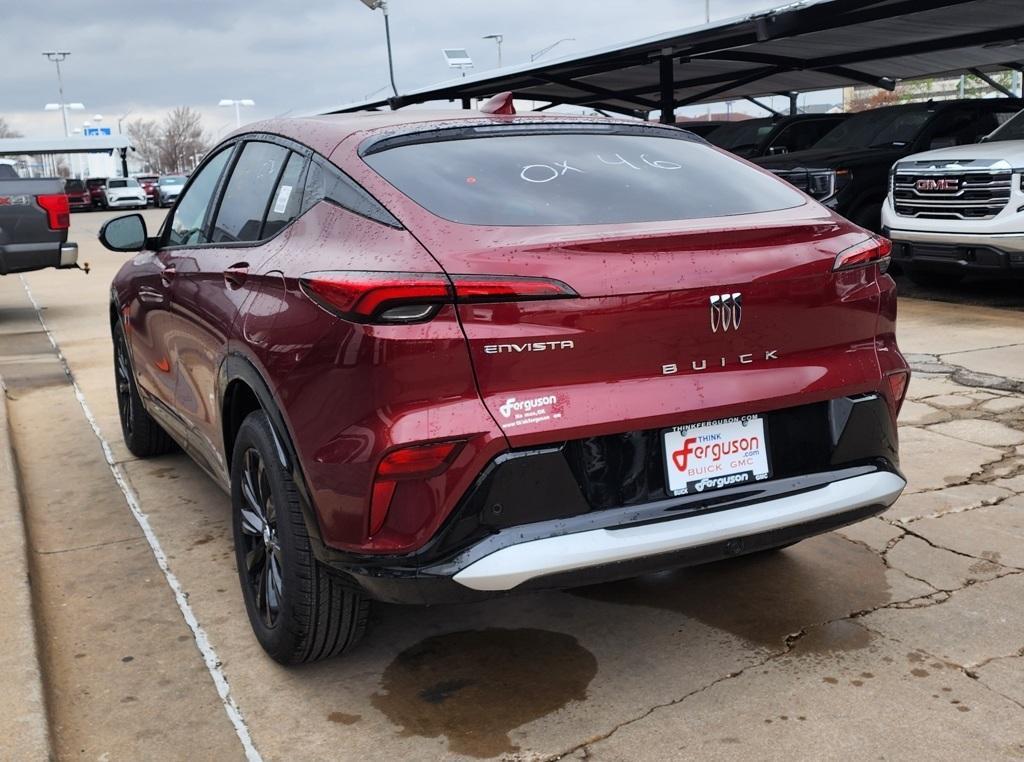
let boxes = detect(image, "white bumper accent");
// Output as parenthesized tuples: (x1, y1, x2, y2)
(884, 227, 1024, 253)
(453, 471, 906, 592)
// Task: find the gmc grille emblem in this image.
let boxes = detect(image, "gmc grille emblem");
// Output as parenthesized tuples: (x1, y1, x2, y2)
(709, 293, 742, 332)
(915, 178, 958, 192)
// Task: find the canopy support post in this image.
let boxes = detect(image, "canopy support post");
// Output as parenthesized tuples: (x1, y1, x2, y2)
(659, 51, 675, 124)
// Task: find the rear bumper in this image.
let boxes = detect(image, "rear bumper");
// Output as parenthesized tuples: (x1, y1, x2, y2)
(321, 394, 904, 604)
(0, 241, 77, 275)
(884, 227, 1024, 274)
(453, 470, 904, 591)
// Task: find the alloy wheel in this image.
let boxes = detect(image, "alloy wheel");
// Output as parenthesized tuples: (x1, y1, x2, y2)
(115, 339, 134, 436)
(239, 447, 283, 627)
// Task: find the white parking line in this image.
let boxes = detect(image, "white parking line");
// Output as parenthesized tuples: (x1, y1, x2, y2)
(19, 276, 261, 762)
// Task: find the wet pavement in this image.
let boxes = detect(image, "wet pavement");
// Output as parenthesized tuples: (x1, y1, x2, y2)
(0, 208, 1021, 760)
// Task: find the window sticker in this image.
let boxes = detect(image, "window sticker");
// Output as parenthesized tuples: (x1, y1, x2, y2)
(272, 185, 293, 214)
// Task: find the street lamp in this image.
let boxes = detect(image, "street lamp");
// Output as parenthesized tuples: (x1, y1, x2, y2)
(530, 37, 574, 62)
(44, 101, 84, 136)
(218, 98, 255, 127)
(482, 34, 503, 68)
(442, 48, 474, 77)
(117, 111, 133, 134)
(357, 0, 398, 99)
(42, 51, 72, 136)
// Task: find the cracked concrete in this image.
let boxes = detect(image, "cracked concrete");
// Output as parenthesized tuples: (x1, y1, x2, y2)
(1, 213, 1022, 760)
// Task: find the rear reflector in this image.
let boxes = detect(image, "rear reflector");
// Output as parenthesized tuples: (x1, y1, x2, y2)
(833, 236, 892, 273)
(886, 370, 910, 417)
(369, 441, 464, 536)
(37, 193, 70, 230)
(301, 270, 576, 323)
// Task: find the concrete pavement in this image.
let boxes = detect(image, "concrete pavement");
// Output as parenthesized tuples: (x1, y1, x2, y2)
(0, 208, 1021, 760)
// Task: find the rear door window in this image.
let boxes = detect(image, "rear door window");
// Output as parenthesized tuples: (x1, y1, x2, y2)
(363, 127, 805, 226)
(211, 141, 289, 243)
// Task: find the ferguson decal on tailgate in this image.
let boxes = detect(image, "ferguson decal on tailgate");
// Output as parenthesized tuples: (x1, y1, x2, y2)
(497, 394, 562, 429)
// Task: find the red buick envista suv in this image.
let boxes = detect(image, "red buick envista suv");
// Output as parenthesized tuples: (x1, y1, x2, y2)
(100, 101, 909, 664)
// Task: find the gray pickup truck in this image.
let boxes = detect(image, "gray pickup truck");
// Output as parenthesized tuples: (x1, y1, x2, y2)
(0, 163, 80, 275)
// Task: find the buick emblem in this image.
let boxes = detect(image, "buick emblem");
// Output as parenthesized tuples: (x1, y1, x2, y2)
(709, 293, 742, 332)
(915, 177, 958, 192)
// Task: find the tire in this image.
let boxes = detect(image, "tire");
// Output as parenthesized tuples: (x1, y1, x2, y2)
(850, 202, 882, 233)
(113, 322, 176, 457)
(231, 410, 369, 664)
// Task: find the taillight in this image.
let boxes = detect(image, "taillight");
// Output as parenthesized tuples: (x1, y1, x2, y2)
(300, 270, 576, 323)
(37, 193, 70, 230)
(369, 440, 464, 536)
(833, 236, 892, 273)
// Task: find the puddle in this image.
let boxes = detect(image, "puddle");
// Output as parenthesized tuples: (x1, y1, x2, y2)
(573, 534, 889, 650)
(372, 628, 597, 758)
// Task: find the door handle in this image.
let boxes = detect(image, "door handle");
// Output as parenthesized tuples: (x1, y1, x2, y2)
(160, 265, 176, 285)
(224, 262, 250, 289)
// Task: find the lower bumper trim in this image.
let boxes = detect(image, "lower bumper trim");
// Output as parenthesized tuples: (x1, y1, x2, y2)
(452, 471, 905, 592)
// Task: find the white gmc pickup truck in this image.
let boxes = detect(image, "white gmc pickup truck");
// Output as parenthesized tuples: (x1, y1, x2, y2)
(882, 107, 1024, 284)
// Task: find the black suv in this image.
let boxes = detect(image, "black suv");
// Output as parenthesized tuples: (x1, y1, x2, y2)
(756, 99, 1024, 231)
(707, 113, 848, 159)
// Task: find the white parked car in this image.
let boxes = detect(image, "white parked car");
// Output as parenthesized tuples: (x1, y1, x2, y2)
(104, 178, 147, 210)
(883, 108, 1024, 284)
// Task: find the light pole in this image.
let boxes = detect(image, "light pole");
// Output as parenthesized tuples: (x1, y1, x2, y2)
(117, 110, 133, 134)
(482, 34, 503, 68)
(530, 37, 574, 62)
(358, 0, 398, 98)
(44, 101, 83, 136)
(42, 51, 73, 136)
(218, 98, 255, 127)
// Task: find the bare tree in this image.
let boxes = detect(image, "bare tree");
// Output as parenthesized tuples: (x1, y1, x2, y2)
(126, 118, 163, 172)
(0, 117, 22, 138)
(159, 106, 209, 173)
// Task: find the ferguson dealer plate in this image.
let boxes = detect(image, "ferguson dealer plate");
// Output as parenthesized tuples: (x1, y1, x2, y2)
(663, 416, 771, 496)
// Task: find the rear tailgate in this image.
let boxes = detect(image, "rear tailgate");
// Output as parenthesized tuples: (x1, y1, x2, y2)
(0, 179, 66, 249)
(437, 214, 883, 447)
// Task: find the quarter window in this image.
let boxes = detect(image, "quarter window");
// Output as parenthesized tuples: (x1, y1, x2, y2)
(212, 141, 290, 243)
(262, 152, 307, 238)
(302, 159, 400, 227)
(166, 147, 232, 247)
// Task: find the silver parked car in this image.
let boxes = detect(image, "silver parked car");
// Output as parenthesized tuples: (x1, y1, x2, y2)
(155, 175, 187, 207)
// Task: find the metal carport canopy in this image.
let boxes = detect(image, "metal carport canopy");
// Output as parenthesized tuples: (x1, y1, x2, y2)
(321, 0, 1024, 122)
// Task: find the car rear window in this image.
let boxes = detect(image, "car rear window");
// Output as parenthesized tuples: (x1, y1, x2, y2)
(362, 127, 804, 226)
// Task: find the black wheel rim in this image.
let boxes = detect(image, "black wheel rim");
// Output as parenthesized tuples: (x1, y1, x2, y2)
(115, 339, 134, 436)
(239, 448, 283, 628)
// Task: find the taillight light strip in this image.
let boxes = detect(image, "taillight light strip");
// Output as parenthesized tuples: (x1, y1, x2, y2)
(300, 270, 577, 324)
(833, 235, 892, 273)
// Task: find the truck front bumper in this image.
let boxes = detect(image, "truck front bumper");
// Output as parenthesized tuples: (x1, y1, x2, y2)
(885, 227, 1024, 275)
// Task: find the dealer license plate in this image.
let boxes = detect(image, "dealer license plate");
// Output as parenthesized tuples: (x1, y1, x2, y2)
(663, 415, 770, 496)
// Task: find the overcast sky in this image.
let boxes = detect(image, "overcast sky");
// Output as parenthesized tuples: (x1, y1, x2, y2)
(4, 0, 823, 138)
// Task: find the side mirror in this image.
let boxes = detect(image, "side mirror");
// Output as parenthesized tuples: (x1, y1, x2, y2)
(99, 214, 148, 252)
